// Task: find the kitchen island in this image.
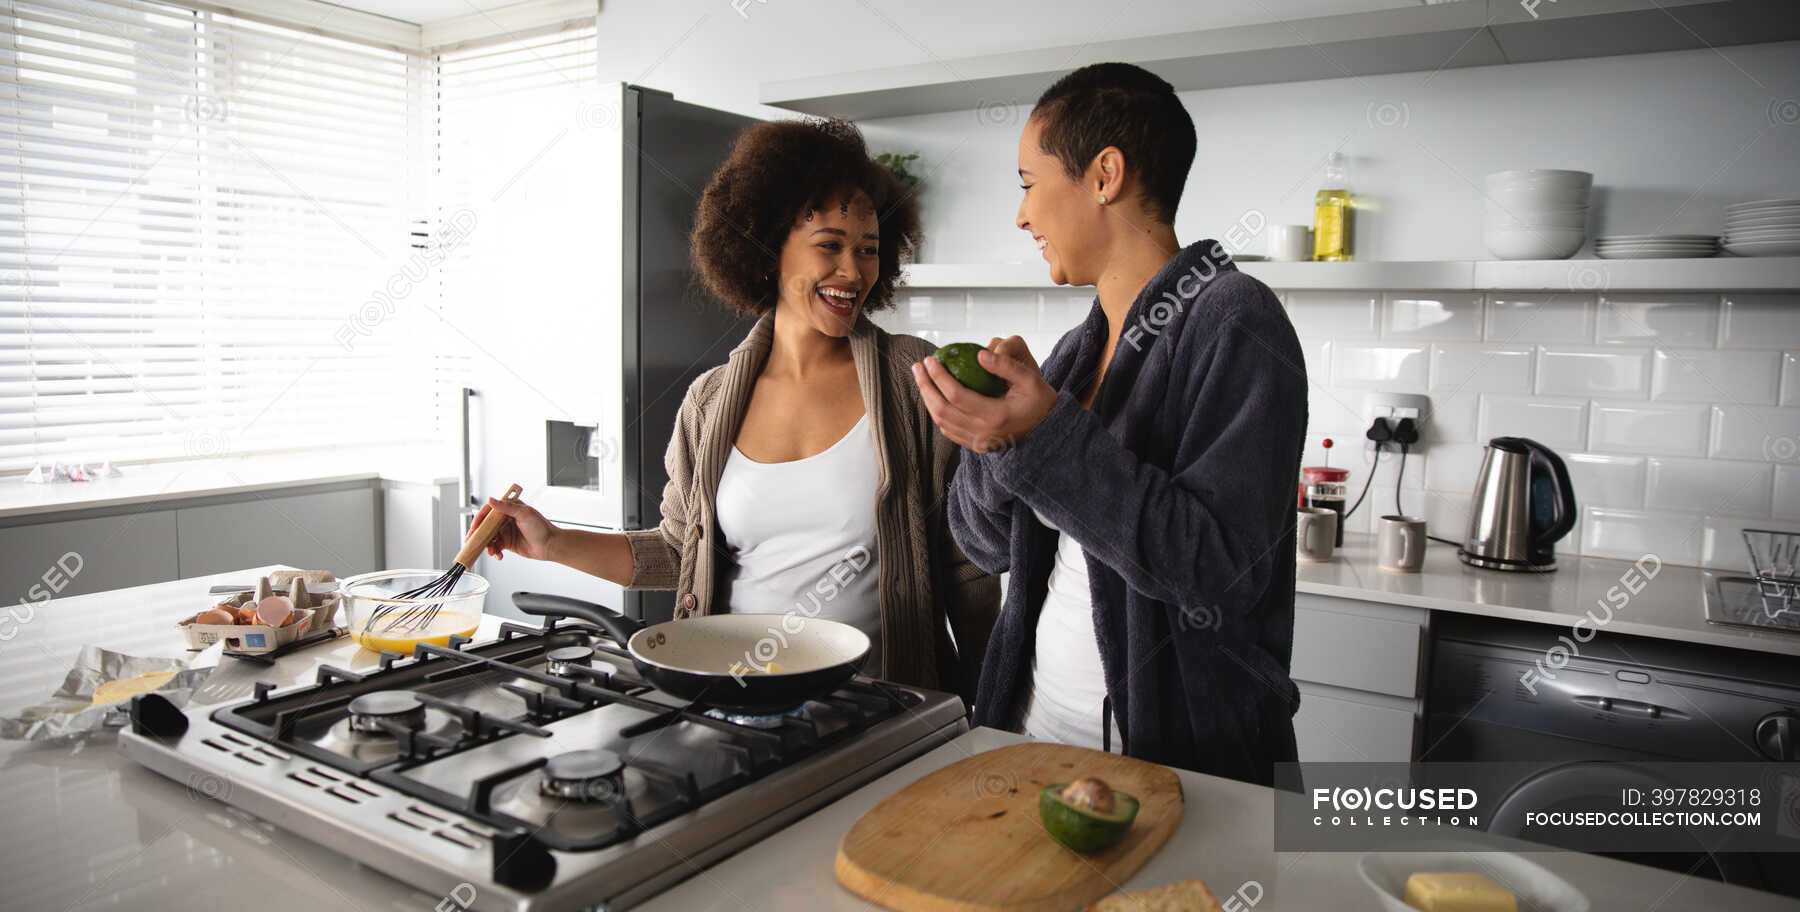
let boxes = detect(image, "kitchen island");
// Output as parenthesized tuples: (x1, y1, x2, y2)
(3, 570, 1796, 910)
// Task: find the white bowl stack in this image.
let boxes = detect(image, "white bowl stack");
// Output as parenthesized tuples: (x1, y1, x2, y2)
(1484, 170, 1592, 260)
(1723, 198, 1800, 256)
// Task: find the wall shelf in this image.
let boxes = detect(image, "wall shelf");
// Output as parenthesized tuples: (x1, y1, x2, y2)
(762, 0, 1798, 120)
(899, 256, 1800, 292)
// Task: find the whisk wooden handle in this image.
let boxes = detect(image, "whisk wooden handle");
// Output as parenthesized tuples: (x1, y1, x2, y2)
(456, 483, 523, 568)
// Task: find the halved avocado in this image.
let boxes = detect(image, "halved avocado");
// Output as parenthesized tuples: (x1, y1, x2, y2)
(1039, 781, 1140, 853)
(933, 342, 1007, 397)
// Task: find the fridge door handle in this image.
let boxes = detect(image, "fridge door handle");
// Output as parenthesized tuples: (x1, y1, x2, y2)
(461, 386, 478, 513)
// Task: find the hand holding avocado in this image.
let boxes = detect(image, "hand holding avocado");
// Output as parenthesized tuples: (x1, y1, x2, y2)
(911, 334, 1058, 455)
(932, 342, 1008, 397)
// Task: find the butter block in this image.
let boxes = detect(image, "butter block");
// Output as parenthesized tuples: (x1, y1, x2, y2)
(1401, 872, 1517, 912)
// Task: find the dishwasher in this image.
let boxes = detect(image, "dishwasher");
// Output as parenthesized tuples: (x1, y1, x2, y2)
(1423, 610, 1800, 900)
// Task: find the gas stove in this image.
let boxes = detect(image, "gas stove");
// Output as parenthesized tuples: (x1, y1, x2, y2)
(118, 616, 967, 911)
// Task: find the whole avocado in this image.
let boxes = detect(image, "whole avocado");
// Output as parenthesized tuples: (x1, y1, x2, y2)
(932, 342, 1006, 397)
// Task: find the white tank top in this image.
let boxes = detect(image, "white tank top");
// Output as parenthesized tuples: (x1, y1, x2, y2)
(714, 413, 882, 663)
(1019, 508, 1119, 752)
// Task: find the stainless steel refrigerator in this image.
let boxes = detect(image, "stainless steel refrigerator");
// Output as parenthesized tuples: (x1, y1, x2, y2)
(454, 83, 753, 624)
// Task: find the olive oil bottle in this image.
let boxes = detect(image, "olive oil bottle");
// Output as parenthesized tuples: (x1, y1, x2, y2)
(1313, 152, 1354, 262)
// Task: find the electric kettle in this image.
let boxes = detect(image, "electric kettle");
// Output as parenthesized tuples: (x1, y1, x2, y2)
(1460, 436, 1578, 572)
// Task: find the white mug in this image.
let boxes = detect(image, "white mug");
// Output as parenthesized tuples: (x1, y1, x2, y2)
(1267, 224, 1313, 262)
(1378, 514, 1427, 572)
(1296, 507, 1337, 562)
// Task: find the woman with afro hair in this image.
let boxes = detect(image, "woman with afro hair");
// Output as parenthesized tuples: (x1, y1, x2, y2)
(470, 118, 999, 700)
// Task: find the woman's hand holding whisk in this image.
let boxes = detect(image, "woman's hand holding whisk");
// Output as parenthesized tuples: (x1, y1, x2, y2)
(470, 496, 559, 562)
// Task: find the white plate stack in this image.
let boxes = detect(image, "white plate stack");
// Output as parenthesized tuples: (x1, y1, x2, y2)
(1594, 234, 1719, 259)
(1484, 170, 1591, 260)
(1724, 198, 1800, 256)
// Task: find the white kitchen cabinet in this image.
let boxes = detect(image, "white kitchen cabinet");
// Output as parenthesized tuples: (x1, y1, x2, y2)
(0, 511, 180, 600)
(1291, 595, 1428, 698)
(1294, 681, 1419, 763)
(1290, 593, 1429, 763)
(174, 485, 380, 579)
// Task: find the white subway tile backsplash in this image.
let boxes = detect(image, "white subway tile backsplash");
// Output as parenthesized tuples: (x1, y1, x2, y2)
(1382, 292, 1483, 341)
(1645, 457, 1773, 517)
(1330, 343, 1428, 390)
(1485, 293, 1595, 343)
(1564, 453, 1647, 509)
(1368, 445, 1426, 491)
(1422, 442, 1489, 494)
(1709, 405, 1800, 462)
(1589, 401, 1709, 456)
(1429, 343, 1533, 394)
(1408, 490, 1475, 549)
(1536, 346, 1650, 398)
(1041, 292, 1095, 332)
(1581, 506, 1702, 566)
(894, 291, 966, 330)
(891, 281, 1788, 569)
(1308, 385, 1364, 434)
(1287, 291, 1379, 339)
(1423, 393, 1481, 443)
(1480, 395, 1587, 450)
(1719, 294, 1800, 350)
(1700, 516, 1800, 571)
(1651, 349, 1782, 404)
(1776, 465, 1800, 521)
(965, 290, 1040, 336)
(1596, 294, 1718, 347)
(1302, 339, 1331, 387)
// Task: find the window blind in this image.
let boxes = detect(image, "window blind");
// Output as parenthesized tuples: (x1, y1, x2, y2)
(0, 0, 426, 472)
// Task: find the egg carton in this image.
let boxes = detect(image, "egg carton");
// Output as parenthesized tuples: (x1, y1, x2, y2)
(180, 571, 341, 655)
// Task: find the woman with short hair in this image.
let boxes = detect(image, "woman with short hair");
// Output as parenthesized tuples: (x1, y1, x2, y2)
(913, 63, 1308, 784)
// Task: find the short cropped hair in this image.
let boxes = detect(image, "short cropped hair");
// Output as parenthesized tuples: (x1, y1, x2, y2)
(1030, 63, 1196, 223)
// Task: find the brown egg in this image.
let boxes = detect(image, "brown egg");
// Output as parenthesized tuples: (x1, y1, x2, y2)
(253, 596, 293, 628)
(234, 605, 260, 625)
(195, 607, 235, 626)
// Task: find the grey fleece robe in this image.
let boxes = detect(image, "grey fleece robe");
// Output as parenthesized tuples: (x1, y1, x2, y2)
(947, 239, 1308, 786)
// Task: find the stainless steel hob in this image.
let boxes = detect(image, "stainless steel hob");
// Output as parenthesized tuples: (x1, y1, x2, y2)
(119, 615, 967, 911)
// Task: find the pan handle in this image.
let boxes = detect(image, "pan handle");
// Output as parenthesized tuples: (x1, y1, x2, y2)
(511, 592, 643, 647)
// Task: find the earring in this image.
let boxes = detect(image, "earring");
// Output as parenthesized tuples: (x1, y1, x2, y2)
(1098, 194, 1108, 205)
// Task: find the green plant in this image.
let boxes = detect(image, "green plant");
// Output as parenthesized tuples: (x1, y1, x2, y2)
(876, 151, 922, 193)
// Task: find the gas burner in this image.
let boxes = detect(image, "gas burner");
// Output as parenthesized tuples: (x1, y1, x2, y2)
(544, 645, 595, 677)
(704, 705, 804, 729)
(541, 749, 625, 801)
(348, 690, 426, 733)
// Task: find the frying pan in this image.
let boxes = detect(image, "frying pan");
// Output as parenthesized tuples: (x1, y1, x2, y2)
(510, 592, 871, 714)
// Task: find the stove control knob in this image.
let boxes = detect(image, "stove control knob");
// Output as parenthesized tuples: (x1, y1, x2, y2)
(1755, 711, 1800, 760)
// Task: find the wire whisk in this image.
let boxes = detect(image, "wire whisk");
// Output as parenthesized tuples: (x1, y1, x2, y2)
(364, 484, 521, 635)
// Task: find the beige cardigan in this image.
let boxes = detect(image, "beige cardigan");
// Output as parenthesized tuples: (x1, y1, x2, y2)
(622, 311, 999, 696)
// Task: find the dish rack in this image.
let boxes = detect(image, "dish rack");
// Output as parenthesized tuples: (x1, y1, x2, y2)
(1744, 528, 1800, 620)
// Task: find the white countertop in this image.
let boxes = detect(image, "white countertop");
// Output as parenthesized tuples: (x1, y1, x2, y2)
(0, 446, 459, 521)
(1298, 533, 1800, 657)
(641, 726, 1800, 912)
(5, 570, 1797, 911)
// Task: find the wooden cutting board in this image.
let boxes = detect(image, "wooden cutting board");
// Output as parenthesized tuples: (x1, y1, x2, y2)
(834, 742, 1185, 911)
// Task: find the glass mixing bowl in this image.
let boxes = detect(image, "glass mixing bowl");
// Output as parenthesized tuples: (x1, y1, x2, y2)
(339, 569, 487, 654)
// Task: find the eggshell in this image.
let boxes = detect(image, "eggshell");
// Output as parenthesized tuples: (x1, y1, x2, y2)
(195, 607, 235, 626)
(235, 605, 260, 625)
(254, 596, 293, 628)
